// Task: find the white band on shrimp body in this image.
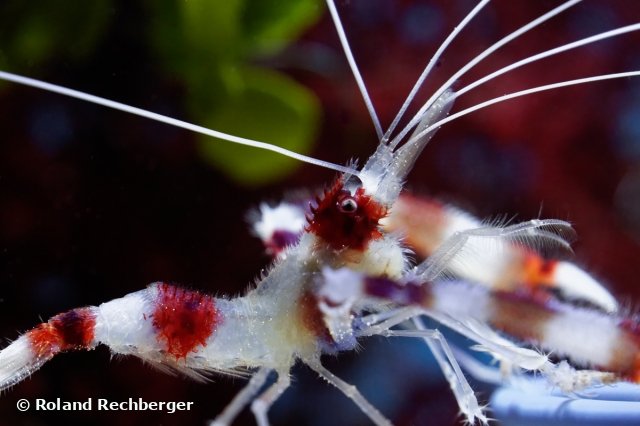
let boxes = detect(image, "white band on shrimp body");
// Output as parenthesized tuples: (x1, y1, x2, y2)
(94, 287, 159, 355)
(541, 309, 620, 368)
(0, 336, 39, 391)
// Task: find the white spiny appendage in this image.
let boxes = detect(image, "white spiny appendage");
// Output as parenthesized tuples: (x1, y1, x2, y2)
(366, 308, 546, 424)
(354, 276, 626, 415)
(305, 358, 393, 426)
(448, 343, 504, 385)
(252, 203, 306, 242)
(389, 195, 618, 312)
(464, 320, 549, 374)
(0, 336, 43, 391)
(209, 367, 272, 426)
(428, 283, 550, 372)
(440, 205, 481, 239)
(413, 219, 573, 281)
(541, 361, 618, 393)
(250, 371, 291, 426)
(383, 328, 489, 425)
(427, 310, 551, 372)
(412, 317, 488, 426)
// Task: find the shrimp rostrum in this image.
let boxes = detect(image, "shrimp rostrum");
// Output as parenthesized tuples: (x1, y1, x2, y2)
(2, 1, 640, 425)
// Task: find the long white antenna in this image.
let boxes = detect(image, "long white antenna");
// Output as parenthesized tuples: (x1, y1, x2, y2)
(0, 70, 360, 177)
(325, 0, 383, 140)
(408, 71, 640, 145)
(456, 22, 640, 99)
(390, 0, 582, 149)
(381, 0, 492, 144)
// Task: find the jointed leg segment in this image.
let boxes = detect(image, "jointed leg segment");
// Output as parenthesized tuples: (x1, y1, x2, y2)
(358, 307, 486, 424)
(251, 371, 291, 426)
(209, 368, 273, 426)
(304, 357, 392, 426)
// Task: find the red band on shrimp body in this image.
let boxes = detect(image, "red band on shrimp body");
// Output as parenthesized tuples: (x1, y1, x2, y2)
(364, 277, 432, 307)
(299, 291, 333, 343)
(615, 318, 640, 381)
(522, 253, 558, 289)
(631, 355, 640, 383)
(387, 193, 447, 258)
(27, 308, 96, 359)
(152, 283, 221, 359)
(490, 290, 556, 343)
(490, 291, 640, 379)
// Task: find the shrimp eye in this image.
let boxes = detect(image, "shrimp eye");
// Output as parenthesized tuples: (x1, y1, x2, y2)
(338, 197, 358, 213)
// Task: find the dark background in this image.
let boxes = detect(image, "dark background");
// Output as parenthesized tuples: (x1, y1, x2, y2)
(1, 1, 640, 425)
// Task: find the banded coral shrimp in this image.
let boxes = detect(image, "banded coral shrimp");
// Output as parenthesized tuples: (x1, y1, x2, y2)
(1, 1, 640, 425)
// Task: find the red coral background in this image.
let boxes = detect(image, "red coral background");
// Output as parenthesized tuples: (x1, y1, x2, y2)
(1, 1, 640, 425)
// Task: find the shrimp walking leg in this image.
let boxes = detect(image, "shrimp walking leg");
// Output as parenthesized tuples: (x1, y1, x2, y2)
(304, 358, 392, 426)
(414, 219, 573, 281)
(412, 317, 487, 424)
(357, 308, 486, 424)
(250, 371, 291, 426)
(209, 367, 273, 426)
(411, 309, 550, 373)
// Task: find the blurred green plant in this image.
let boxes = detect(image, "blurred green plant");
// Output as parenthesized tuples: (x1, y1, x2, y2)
(149, 0, 323, 185)
(0, 0, 110, 70)
(0, 0, 324, 186)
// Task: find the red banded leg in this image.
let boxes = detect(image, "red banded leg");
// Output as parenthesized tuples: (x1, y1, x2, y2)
(318, 268, 636, 387)
(389, 194, 617, 312)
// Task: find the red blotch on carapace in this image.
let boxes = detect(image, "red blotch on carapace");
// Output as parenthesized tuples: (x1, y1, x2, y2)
(152, 283, 221, 359)
(27, 308, 96, 359)
(307, 179, 387, 250)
